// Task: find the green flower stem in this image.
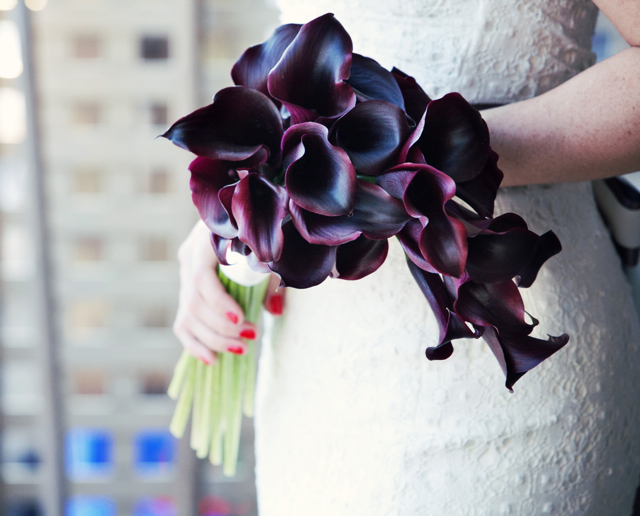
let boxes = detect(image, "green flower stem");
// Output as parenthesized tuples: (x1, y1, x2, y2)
(169, 356, 197, 438)
(167, 350, 191, 400)
(209, 359, 224, 466)
(190, 359, 206, 450)
(168, 265, 269, 477)
(196, 361, 215, 458)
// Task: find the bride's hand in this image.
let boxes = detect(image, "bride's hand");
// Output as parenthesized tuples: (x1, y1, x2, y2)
(173, 220, 285, 364)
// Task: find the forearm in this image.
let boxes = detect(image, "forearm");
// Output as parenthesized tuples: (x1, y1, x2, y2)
(482, 46, 640, 187)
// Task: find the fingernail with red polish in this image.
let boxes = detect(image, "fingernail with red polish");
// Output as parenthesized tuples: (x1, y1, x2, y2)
(239, 329, 256, 340)
(269, 295, 283, 315)
(201, 356, 211, 366)
(227, 346, 245, 355)
(225, 312, 239, 324)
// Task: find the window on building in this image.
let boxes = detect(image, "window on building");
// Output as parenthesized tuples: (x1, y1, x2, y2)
(71, 101, 101, 126)
(149, 102, 168, 126)
(68, 300, 109, 339)
(133, 430, 175, 476)
(3, 427, 41, 472)
(140, 36, 169, 60)
(143, 168, 170, 194)
(65, 429, 113, 479)
(132, 497, 176, 516)
(6, 499, 43, 516)
(72, 167, 103, 194)
(139, 237, 170, 262)
(198, 495, 251, 516)
(72, 370, 106, 395)
(71, 34, 101, 59)
(140, 371, 170, 395)
(66, 496, 116, 516)
(73, 236, 103, 262)
(141, 305, 170, 328)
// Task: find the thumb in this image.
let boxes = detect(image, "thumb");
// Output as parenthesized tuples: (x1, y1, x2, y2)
(264, 274, 286, 316)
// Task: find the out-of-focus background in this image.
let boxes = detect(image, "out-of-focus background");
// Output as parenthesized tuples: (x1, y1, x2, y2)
(0, 2, 630, 515)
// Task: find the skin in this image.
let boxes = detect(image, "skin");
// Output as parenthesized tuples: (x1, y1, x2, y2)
(174, 0, 640, 361)
(484, 0, 640, 186)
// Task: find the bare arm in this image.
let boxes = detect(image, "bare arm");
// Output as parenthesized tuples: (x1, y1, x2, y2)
(483, 0, 640, 187)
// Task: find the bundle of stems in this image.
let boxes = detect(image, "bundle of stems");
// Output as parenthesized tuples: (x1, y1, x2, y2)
(167, 269, 269, 477)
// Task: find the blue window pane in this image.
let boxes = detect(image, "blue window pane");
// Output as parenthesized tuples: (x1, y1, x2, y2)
(133, 430, 175, 476)
(65, 429, 113, 479)
(132, 497, 176, 516)
(65, 496, 115, 516)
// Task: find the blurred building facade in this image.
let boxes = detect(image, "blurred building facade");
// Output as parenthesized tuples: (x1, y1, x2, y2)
(0, 0, 278, 515)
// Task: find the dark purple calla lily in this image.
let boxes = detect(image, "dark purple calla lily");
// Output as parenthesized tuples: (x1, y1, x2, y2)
(397, 219, 439, 273)
(282, 122, 357, 216)
(330, 100, 414, 176)
(406, 258, 480, 359)
(516, 230, 562, 288)
(232, 173, 289, 263)
(189, 157, 239, 239)
(347, 54, 405, 110)
(455, 150, 503, 218)
(335, 235, 389, 280)
(418, 93, 490, 183)
(289, 179, 410, 245)
(378, 164, 468, 278)
(267, 13, 356, 124)
(465, 216, 540, 284)
(269, 221, 337, 288)
(231, 23, 301, 101)
(454, 280, 536, 338)
(211, 234, 232, 265)
(482, 326, 569, 391)
(162, 87, 283, 165)
(391, 67, 432, 123)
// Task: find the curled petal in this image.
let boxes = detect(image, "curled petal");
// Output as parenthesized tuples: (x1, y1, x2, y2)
(517, 231, 562, 288)
(269, 221, 337, 288)
(455, 150, 503, 218)
(189, 157, 239, 239)
(162, 87, 283, 164)
(290, 180, 410, 245)
(335, 236, 389, 280)
(231, 24, 301, 99)
(397, 219, 438, 273)
(455, 280, 536, 338)
(330, 100, 414, 176)
(406, 258, 480, 356)
(232, 174, 289, 263)
(211, 234, 232, 265)
(378, 164, 467, 277)
(391, 67, 431, 122)
(284, 124, 357, 216)
(346, 54, 405, 110)
(482, 326, 569, 391)
(418, 93, 490, 182)
(466, 228, 539, 284)
(267, 13, 356, 122)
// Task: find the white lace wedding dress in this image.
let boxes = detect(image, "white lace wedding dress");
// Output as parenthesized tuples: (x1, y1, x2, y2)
(254, 1, 640, 514)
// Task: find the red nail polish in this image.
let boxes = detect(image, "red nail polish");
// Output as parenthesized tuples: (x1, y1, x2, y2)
(201, 356, 211, 366)
(225, 312, 239, 324)
(227, 346, 244, 355)
(269, 295, 283, 315)
(239, 329, 256, 340)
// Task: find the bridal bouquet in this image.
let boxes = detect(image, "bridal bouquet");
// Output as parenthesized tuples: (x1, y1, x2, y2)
(163, 13, 569, 475)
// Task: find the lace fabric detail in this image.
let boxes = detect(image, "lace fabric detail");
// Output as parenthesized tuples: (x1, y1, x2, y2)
(274, 0, 598, 104)
(254, 2, 640, 515)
